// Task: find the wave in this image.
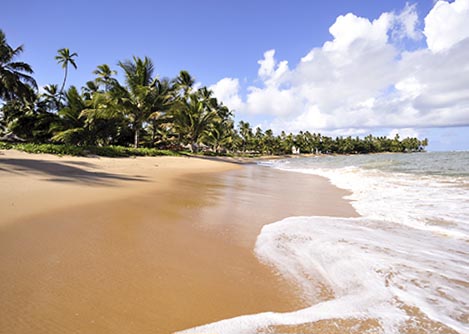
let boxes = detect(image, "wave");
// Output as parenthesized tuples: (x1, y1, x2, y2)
(179, 157, 469, 333)
(180, 216, 468, 334)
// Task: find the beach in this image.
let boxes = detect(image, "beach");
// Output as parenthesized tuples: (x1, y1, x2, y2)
(0, 150, 356, 333)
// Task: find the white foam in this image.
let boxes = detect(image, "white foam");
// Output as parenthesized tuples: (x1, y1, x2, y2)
(179, 217, 469, 334)
(178, 159, 469, 333)
(271, 162, 469, 239)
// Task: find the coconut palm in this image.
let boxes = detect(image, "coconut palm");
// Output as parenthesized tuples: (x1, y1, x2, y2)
(238, 120, 253, 152)
(93, 64, 117, 91)
(0, 29, 37, 101)
(55, 48, 78, 96)
(146, 78, 175, 146)
(172, 91, 218, 152)
(81, 80, 99, 100)
(175, 70, 195, 99)
(204, 118, 234, 153)
(41, 84, 62, 111)
(51, 86, 87, 144)
(116, 56, 160, 148)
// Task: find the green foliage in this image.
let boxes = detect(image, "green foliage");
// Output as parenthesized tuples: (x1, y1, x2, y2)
(0, 29, 37, 101)
(0, 142, 180, 157)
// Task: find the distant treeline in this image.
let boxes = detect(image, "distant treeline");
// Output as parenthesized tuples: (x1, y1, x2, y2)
(0, 29, 427, 156)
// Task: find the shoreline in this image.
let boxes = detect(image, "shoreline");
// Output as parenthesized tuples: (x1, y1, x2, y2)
(0, 149, 357, 333)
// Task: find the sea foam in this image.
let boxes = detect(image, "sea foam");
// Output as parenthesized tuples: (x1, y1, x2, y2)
(180, 216, 468, 333)
(180, 155, 469, 333)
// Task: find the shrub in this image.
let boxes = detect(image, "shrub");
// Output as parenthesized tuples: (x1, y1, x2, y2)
(0, 142, 181, 157)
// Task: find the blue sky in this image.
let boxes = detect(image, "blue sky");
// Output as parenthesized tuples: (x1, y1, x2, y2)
(2, 0, 468, 150)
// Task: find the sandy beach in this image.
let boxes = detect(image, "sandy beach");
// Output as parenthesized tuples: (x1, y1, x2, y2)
(0, 150, 357, 333)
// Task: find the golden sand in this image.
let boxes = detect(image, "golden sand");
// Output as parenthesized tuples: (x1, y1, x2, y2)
(0, 150, 357, 333)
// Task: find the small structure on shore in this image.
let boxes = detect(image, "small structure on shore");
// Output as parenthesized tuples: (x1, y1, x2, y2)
(291, 146, 300, 155)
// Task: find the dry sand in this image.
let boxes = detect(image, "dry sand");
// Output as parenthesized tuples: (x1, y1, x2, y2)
(0, 150, 357, 333)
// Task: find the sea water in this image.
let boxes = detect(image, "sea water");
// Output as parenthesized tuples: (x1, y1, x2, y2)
(180, 152, 469, 334)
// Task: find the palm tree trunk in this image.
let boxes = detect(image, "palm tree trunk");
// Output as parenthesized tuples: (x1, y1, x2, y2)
(134, 128, 139, 148)
(59, 66, 68, 95)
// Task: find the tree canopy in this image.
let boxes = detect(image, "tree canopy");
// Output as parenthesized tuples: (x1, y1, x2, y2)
(0, 30, 428, 155)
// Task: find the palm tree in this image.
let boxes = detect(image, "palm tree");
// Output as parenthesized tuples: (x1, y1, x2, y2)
(238, 121, 253, 152)
(81, 80, 99, 100)
(41, 84, 62, 111)
(200, 97, 235, 153)
(172, 91, 218, 152)
(116, 56, 159, 148)
(146, 78, 174, 146)
(204, 118, 234, 153)
(93, 64, 117, 91)
(175, 70, 195, 99)
(55, 48, 78, 96)
(0, 29, 37, 101)
(51, 86, 87, 144)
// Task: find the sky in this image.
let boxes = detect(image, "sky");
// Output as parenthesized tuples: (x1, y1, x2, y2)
(1, 0, 468, 151)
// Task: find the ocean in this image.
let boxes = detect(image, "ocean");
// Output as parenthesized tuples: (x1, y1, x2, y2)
(182, 152, 469, 334)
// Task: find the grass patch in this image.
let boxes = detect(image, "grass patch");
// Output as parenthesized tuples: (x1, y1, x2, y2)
(0, 142, 181, 157)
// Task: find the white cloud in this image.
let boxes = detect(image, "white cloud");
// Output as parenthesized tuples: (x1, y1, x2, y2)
(257, 49, 289, 87)
(323, 12, 392, 53)
(212, 1, 469, 134)
(245, 86, 301, 116)
(424, 0, 469, 52)
(209, 77, 244, 112)
(388, 128, 419, 139)
(392, 3, 422, 41)
(394, 77, 426, 99)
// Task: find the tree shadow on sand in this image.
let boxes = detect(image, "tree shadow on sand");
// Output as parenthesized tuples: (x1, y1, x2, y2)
(0, 158, 147, 186)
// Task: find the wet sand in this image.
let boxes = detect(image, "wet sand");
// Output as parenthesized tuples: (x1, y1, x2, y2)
(0, 150, 357, 333)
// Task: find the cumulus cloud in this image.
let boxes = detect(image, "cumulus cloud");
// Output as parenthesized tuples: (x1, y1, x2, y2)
(209, 77, 244, 112)
(211, 0, 469, 134)
(257, 49, 289, 87)
(424, 0, 469, 52)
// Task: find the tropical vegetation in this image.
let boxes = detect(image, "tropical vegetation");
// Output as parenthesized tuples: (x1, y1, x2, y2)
(0, 29, 428, 157)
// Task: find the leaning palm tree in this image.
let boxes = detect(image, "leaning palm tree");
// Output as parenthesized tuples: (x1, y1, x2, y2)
(55, 48, 78, 96)
(0, 29, 37, 101)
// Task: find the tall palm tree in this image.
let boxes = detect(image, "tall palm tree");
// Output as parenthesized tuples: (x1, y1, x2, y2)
(0, 29, 37, 101)
(116, 56, 159, 148)
(55, 48, 78, 96)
